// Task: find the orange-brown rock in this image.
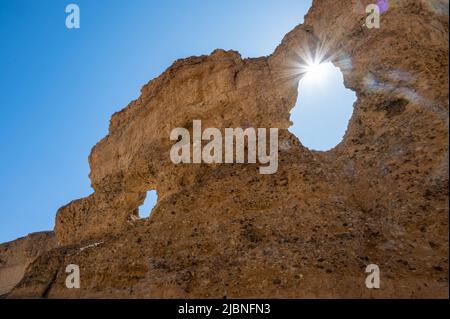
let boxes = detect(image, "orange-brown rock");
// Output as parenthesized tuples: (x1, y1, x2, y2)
(4, 0, 449, 298)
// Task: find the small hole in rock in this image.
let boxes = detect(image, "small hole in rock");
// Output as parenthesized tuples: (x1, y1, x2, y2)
(139, 190, 158, 219)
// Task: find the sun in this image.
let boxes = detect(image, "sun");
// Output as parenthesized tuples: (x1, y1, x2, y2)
(302, 61, 331, 84)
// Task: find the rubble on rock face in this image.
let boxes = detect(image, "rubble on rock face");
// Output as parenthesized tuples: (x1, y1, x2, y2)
(2, 0, 448, 298)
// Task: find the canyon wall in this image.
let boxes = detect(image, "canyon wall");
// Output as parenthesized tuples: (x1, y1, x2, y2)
(0, 232, 55, 296)
(3, 0, 448, 298)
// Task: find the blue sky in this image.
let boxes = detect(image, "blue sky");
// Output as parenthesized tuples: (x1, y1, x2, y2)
(0, 0, 355, 243)
(291, 62, 356, 150)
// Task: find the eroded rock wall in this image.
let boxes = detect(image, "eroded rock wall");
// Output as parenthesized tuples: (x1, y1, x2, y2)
(6, 0, 449, 298)
(0, 232, 56, 296)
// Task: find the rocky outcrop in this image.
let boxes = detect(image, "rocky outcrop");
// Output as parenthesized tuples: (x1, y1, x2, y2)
(0, 232, 56, 296)
(4, 0, 449, 298)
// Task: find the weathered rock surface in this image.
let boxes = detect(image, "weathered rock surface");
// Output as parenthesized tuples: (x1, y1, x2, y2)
(0, 232, 56, 297)
(3, 0, 449, 298)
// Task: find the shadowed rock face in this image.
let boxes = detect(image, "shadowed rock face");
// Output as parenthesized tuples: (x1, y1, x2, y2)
(0, 232, 56, 296)
(3, 0, 448, 298)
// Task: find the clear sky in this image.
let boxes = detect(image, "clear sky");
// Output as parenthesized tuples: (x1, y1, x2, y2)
(0, 0, 355, 243)
(291, 62, 356, 151)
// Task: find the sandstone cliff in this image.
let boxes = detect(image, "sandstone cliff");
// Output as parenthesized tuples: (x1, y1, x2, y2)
(2, 0, 448, 298)
(0, 232, 56, 297)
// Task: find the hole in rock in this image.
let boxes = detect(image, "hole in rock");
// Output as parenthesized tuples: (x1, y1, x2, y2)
(289, 62, 356, 151)
(139, 190, 158, 219)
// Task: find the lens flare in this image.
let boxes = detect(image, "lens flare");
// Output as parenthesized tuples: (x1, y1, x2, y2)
(303, 61, 330, 83)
